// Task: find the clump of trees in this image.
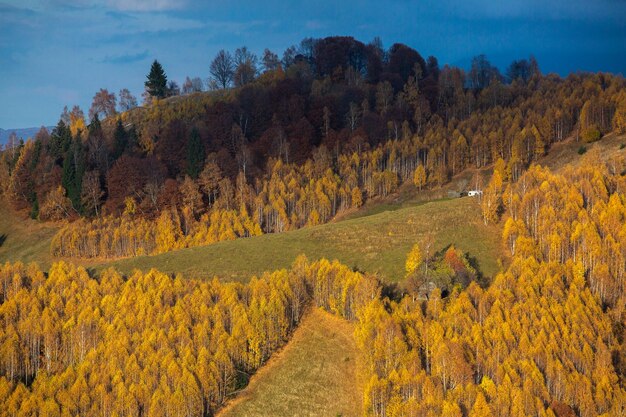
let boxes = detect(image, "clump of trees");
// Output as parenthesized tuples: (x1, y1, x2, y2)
(51, 206, 262, 258)
(405, 243, 477, 297)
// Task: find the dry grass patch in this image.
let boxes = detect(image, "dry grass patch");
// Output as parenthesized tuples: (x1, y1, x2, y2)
(538, 132, 626, 172)
(218, 308, 363, 417)
(0, 199, 58, 268)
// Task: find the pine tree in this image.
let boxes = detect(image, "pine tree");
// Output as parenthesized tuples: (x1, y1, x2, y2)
(62, 136, 85, 213)
(186, 128, 205, 179)
(145, 60, 168, 99)
(29, 193, 39, 219)
(113, 119, 128, 159)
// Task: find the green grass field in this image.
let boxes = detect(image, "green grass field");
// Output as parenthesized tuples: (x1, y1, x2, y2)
(218, 308, 363, 417)
(96, 196, 503, 282)
(0, 200, 58, 268)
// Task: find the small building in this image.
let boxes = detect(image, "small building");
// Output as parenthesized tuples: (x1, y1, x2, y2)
(467, 190, 483, 197)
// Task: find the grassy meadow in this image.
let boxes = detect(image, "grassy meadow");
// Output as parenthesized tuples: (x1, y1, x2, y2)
(96, 196, 504, 282)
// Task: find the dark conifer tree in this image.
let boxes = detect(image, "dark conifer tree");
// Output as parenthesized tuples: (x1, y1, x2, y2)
(29, 193, 39, 219)
(145, 60, 168, 99)
(49, 120, 72, 166)
(62, 136, 86, 212)
(186, 128, 205, 179)
(112, 119, 128, 159)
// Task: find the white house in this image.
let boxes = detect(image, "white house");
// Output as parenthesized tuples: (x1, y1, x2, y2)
(468, 190, 483, 197)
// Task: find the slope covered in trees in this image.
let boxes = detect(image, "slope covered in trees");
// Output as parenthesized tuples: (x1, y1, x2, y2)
(354, 162, 626, 416)
(0, 257, 379, 417)
(2, 162, 626, 416)
(1, 36, 625, 261)
(1, 35, 626, 416)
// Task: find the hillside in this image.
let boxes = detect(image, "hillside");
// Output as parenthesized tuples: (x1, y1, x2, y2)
(2, 132, 622, 282)
(0, 199, 58, 268)
(538, 131, 626, 172)
(95, 196, 502, 282)
(218, 308, 363, 417)
(3, 40, 623, 268)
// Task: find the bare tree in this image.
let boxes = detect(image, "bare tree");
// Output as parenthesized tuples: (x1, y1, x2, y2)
(346, 102, 361, 132)
(182, 76, 204, 94)
(81, 171, 103, 217)
(375, 81, 394, 115)
(262, 48, 280, 72)
(468, 54, 502, 90)
(6, 132, 19, 160)
(281, 45, 298, 68)
(234, 46, 258, 87)
(118, 88, 138, 112)
(89, 88, 116, 121)
(191, 77, 203, 92)
(182, 77, 193, 94)
(166, 80, 180, 97)
(210, 49, 234, 89)
(236, 144, 252, 177)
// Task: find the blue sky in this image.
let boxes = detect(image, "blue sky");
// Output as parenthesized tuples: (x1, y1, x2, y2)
(1, 0, 625, 128)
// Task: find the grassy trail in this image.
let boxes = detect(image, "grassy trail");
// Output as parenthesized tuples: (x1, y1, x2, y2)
(218, 308, 363, 417)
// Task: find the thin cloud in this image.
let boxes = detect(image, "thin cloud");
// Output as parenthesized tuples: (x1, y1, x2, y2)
(305, 20, 325, 30)
(436, 0, 626, 21)
(8, 0, 186, 12)
(101, 49, 149, 64)
(106, 0, 187, 12)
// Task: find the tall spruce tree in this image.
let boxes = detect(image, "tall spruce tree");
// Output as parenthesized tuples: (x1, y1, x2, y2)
(145, 60, 168, 99)
(62, 135, 86, 213)
(186, 128, 205, 179)
(50, 120, 72, 166)
(112, 119, 128, 159)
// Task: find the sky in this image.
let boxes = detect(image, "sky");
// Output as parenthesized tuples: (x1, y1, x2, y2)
(0, 0, 625, 128)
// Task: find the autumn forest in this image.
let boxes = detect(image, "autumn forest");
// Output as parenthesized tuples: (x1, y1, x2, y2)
(1, 34, 626, 416)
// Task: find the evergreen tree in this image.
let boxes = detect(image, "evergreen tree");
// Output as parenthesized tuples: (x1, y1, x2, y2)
(112, 119, 128, 159)
(127, 126, 139, 153)
(145, 60, 168, 99)
(62, 136, 86, 213)
(30, 193, 39, 219)
(186, 128, 205, 179)
(49, 120, 72, 166)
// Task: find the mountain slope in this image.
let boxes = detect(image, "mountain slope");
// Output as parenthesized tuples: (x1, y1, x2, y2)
(0, 126, 53, 144)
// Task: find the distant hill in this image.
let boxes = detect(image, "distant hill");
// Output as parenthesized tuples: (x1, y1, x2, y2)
(0, 126, 53, 145)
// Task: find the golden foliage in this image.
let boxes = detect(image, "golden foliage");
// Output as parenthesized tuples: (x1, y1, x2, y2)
(353, 163, 626, 416)
(0, 257, 378, 416)
(405, 243, 423, 276)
